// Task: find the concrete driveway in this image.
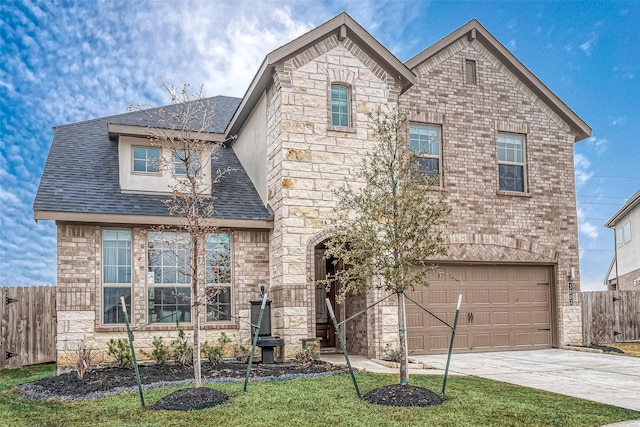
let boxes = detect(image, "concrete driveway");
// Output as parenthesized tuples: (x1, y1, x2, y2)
(412, 349, 640, 412)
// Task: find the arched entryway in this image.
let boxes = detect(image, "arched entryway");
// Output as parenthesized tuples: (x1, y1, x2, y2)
(313, 240, 340, 348)
(311, 238, 370, 355)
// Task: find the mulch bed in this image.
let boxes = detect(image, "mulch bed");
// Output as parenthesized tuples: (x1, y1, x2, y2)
(15, 360, 445, 410)
(363, 384, 445, 407)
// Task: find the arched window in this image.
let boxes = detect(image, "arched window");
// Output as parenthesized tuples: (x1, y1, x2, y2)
(331, 84, 349, 127)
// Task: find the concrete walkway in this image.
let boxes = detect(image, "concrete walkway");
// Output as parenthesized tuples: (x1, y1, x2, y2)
(323, 349, 640, 426)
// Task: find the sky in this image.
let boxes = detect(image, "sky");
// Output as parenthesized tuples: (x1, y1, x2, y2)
(0, 0, 638, 291)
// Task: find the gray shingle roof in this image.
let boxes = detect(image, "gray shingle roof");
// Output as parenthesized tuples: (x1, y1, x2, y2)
(34, 96, 271, 222)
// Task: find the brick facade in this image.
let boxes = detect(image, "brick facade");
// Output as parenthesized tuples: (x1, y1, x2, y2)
(56, 223, 269, 369)
(400, 36, 582, 346)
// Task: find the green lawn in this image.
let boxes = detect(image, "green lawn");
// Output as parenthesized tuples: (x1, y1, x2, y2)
(1, 364, 638, 427)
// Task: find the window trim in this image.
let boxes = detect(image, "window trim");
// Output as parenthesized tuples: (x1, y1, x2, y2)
(409, 123, 442, 185)
(616, 221, 631, 247)
(146, 231, 193, 325)
(204, 232, 234, 324)
(174, 149, 201, 176)
(101, 228, 133, 326)
(464, 59, 477, 85)
(132, 145, 161, 175)
(328, 82, 355, 132)
(497, 132, 528, 193)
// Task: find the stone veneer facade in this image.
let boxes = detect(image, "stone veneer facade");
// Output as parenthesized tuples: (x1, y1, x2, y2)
(56, 223, 269, 369)
(265, 34, 402, 358)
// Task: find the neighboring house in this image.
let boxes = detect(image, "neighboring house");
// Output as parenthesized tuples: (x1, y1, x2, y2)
(605, 189, 640, 290)
(34, 13, 591, 369)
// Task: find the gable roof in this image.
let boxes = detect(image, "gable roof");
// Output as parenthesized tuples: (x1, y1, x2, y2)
(226, 12, 415, 136)
(33, 96, 272, 226)
(605, 188, 640, 228)
(405, 19, 592, 142)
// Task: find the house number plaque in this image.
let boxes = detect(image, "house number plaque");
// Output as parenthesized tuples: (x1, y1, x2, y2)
(568, 282, 573, 306)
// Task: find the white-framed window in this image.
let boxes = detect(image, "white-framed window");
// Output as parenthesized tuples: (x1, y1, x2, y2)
(174, 149, 199, 176)
(102, 229, 132, 324)
(409, 124, 441, 180)
(133, 146, 160, 173)
(616, 221, 631, 247)
(497, 133, 526, 192)
(147, 232, 191, 324)
(205, 233, 232, 322)
(331, 84, 350, 127)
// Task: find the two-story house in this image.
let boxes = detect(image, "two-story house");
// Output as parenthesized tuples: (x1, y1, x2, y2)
(605, 189, 640, 290)
(34, 13, 591, 369)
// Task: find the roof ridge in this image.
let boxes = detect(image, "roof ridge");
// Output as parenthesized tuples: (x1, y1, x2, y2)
(52, 95, 241, 130)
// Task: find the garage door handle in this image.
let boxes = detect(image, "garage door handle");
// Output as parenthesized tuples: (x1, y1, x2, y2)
(467, 312, 473, 323)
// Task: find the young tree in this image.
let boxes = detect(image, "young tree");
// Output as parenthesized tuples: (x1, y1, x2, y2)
(142, 84, 234, 387)
(322, 106, 449, 385)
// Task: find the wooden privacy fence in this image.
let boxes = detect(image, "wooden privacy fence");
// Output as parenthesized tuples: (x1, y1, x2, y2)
(0, 286, 57, 369)
(582, 290, 640, 345)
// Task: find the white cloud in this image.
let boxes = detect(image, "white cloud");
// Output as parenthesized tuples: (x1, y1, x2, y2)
(579, 221, 599, 239)
(609, 116, 627, 126)
(574, 153, 593, 186)
(579, 34, 597, 55)
(585, 135, 609, 154)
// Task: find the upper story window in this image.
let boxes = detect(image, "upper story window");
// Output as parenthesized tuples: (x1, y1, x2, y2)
(147, 232, 191, 324)
(616, 221, 631, 247)
(205, 233, 232, 322)
(331, 84, 350, 127)
(102, 229, 132, 324)
(174, 149, 199, 176)
(465, 59, 477, 85)
(133, 146, 160, 173)
(409, 124, 441, 180)
(497, 133, 526, 192)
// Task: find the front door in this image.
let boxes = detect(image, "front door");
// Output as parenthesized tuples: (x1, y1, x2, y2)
(315, 248, 339, 348)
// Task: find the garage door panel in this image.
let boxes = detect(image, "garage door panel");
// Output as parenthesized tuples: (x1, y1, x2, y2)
(407, 264, 553, 354)
(493, 311, 510, 325)
(532, 310, 550, 325)
(407, 312, 423, 328)
(532, 288, 549, 303)
(492, 333, 511, 348)
(514, 289, 532, 303)
(473, 289, 490, 304)
(429, 289, 448, 304)
(492, 289, 509, 304)
(473, 311, 491, 326)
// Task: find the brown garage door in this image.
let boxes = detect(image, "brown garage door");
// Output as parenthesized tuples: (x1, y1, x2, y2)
(406, 264, 552, 354)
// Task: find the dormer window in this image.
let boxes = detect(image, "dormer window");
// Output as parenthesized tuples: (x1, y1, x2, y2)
(133, 146, 160, 173)
(331, 84, 350, 127)
(174, 149, 199, 176)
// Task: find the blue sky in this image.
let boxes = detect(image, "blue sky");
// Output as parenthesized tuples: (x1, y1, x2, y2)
(0, 0, 638, 291)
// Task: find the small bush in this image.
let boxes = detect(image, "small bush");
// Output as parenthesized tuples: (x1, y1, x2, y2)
(71, 342, 97, 380)
(233, 342, 251, 363)
(202, 332, 231, 364)
(171, 321, 193, 366)
(142, 336, 169, 364)
(294, 346, 314, 365)
(382, 343, 401, 363)
(107, 338, 132, 369)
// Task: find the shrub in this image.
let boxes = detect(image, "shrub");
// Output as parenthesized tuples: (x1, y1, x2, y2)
(171, 321, 193, 366)
(107, 338, 132, 369)
(383, 343, 401, 363)
(202, 332, 231, 365)
(142, 336, 169, 365)
(70, 341, 97, 380)
(233, 342, 251, 363)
